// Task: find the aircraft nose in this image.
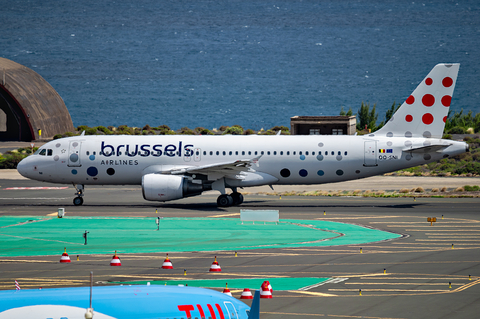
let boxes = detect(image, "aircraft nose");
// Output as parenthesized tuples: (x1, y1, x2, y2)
(16, 157, 30, 178)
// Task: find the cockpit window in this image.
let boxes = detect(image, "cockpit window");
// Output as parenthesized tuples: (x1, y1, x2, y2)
(47, 149, 53, 156)
(38, 149, 46, 156)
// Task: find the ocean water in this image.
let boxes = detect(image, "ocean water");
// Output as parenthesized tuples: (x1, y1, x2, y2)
(1, 0, 479, 130)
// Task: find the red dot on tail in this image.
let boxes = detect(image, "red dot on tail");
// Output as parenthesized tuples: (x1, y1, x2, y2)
(422, 113, 434, 125)
(443, 116, 447, 123)
(422, 94, 435, 107)
(405, 115, 413, 122)
(425, 78, 433, 85)
(442, 77, 453, 87)
(441, 95, 451, 107)
(406, 95, 415, 105)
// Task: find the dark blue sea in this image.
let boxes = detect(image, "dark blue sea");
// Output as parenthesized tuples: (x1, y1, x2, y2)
(1, 0, 479, 130)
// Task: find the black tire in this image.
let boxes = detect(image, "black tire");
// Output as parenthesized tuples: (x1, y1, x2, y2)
(231, 192, 244, 205)
(217, 194, 233, 207)
(73, 197, 84, 206)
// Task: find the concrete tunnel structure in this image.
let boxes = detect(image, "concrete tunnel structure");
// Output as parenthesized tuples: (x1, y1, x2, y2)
(0, 57, 74, 142)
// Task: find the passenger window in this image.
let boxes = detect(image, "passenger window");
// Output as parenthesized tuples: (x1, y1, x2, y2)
(293, 151, 296, 155)
(86, 151, 90, 155)
(306, 151, 309, 155)
(203, 151, 206, 155)
(248, 151, 251, 155)
(216, 151, 219, 155)
(93, 151, 96, 155)
(287, 151, 290, 155)
(280, 151, 283, 155)
(299, 151, 302, 155)
(261, 151, 264, 155)
(255, 151, 258, 155)
(312, 151, 315, 155)
(223, 151, 226, 156)
(210, 151, 213, 155)
(47, 149, 53, 156)
(345, 151, 348, 155)
(118, 152, 122, 155)
(267, 151, 270, 155)
(229, 151, 232, 155)
(274, 151, 277, 155)
(325, 151, 328, 155)
(242, 151, 245, 155)
(235, 151, 238, 155)
(39, 149, 46, 156)
(338, 151, 341, 155)
(331, 151, 334, 155)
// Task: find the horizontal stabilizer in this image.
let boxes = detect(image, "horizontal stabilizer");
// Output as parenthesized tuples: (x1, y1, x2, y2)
(402, 144, 451, 153)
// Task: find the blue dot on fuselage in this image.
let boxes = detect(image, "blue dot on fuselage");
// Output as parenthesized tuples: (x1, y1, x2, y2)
(89, 155, 95, 161)
(71, 169, 77, 175)
(87, 167, 98, 177)
(300, 155, 306, 161)
(317, 170, 324, 176)
(299, 169, 308, 177)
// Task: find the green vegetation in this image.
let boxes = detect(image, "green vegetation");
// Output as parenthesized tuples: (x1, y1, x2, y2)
(223, 125, 244, 135)
(0, 147, 38, 169)
(356, 102, 380, 131)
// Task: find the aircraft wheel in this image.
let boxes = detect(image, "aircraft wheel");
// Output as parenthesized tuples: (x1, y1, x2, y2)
(217, 194, 233, 207)
(231, 192, 244, 205)
(73, 196, 84, 206)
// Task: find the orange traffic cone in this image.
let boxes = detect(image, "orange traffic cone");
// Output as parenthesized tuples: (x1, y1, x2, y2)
(60, 247, 71, 263)
(222, 283, 232, 296)
(240, 288, 253, 299)
(110, 251, 121, 266)
(209, 256, 221, 272)
(162, 253, 173, 269)
(260, 281, 272, 299)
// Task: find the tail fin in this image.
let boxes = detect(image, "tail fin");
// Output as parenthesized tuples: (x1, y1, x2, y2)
(247, 290, 260, 319)
(374, 63, 459, 139)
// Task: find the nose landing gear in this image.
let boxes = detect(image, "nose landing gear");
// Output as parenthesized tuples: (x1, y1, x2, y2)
(73, 183, 85, 206)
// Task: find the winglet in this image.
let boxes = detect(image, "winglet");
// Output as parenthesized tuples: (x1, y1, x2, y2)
(247, 290, 260, 319)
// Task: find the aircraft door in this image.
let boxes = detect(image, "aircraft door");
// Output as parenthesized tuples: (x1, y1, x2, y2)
(223, 302, 238, 319)
(67, 141, 82, 167)
(194, 148, 201, 162)
(364, 141, 377, 167)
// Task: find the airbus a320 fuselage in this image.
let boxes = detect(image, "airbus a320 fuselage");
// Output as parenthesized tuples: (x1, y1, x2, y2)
(17, 64, 468, 207)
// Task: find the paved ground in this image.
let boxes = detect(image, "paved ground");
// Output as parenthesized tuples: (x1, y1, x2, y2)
(0, 177, 480, 319)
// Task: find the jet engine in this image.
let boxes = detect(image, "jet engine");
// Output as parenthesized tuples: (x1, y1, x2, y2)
(142, 173, 205, 202)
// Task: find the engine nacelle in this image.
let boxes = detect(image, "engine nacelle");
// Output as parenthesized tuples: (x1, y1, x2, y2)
(142, 174, 204, 202)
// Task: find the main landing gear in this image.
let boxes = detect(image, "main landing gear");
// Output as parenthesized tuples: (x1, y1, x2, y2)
(73, 184, 85, 206)
(217, 192, 244, 207)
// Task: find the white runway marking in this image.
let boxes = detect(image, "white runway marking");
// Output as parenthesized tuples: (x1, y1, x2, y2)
(299, 278, 349, 291)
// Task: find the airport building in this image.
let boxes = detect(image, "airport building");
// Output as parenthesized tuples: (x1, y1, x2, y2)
(0, 58, 74, 142)
(290, 115, 357, 135)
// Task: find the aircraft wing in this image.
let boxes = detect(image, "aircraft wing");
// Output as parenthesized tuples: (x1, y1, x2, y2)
(166, 156, 261, 177)
(402, 144, 452, 153)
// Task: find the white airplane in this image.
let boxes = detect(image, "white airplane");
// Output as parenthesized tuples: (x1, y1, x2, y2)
(17, 63, 468, 207)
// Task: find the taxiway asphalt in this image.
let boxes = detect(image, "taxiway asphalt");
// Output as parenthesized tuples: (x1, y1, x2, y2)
(1, 177, 480, 319)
